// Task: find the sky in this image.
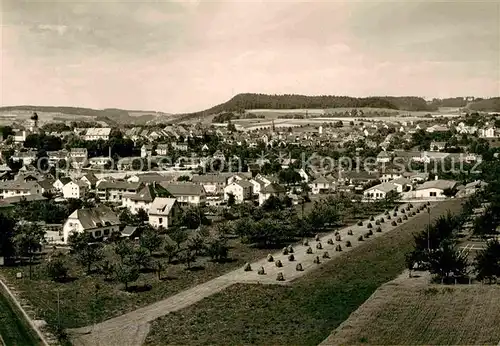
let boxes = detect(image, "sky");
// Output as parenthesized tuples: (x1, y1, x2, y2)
(1, 0, 499, 113)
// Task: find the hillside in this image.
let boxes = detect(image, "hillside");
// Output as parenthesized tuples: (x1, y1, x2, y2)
(0, 105, 165, 125)
(467, 97, 500, 112)
(174, 93, 437, 122)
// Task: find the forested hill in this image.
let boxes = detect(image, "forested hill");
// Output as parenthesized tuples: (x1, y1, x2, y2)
(179, 93, 436, 120)
(467, 97, 500, 112)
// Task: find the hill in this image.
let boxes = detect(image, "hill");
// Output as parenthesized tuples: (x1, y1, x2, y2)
(0, 105, 166, 125)
(173, 93, 437, 123)
(467, 97, 500, 112)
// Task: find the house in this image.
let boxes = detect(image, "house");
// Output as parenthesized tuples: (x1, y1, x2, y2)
(122, 183, 172, 214)
(62, 205, 121, 243)
(161, 183, 206, 205)
(363, 182, 398, 200)
(258, 182, 286, 205)
(155, 144, 169, 156)
(53, 177, 72, 192)
(479, 126, 497, 138)
(70, 148, 88, 168)
(415, 179, 457, 199)
(462, 180, 487, 196)
(62, 180, 88, 199)
(249, 178, 267, 195)
(89, 157, 112, 168)
(141, 144, 153, 158)
(376, 151, 392, 163)
(148, 197, 179, 229)
(96, 180, 143, 203)
(0, 180, 43, 199)
(191, 174, 228, 195)
(173, 142, 188, 152)
(309, 176, 333, 195)
(390, 177, 412, 193)
(127, 172, 172, 184)
(223, 180, 253, 203)
(426, 125, 449, 133)
(82, 127, 112, 141)
(11, 150, 37, 166)
(13, 130, 27, 143)
(403, 172, 429, 183)
(295, 168, 309, 183)
(80, 172, 98, 189)
(47, 150, 69, 166)
(38, 179, 56, 194)
(430, 141, 446, 151)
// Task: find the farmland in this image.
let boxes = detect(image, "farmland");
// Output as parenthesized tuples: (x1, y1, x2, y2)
(322, 273, 500, 345)
(144, 199, 463, 345)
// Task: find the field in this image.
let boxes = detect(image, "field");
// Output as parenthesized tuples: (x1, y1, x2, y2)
(0, 290, 40, 346)
(144, 199, 463, 345)
(322, 273, 500, 345)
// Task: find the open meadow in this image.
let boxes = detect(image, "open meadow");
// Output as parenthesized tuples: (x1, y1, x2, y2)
(322, 273, 500, 345)
(144, 199, 463, 345)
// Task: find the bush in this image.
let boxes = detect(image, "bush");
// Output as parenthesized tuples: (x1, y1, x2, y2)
(375, 220, 380, 225)
(288, 254, 295, 261)
(322, 251, 330, 259)
(327, 238, 334, 245)
(46, 258, 69, 282)
(267, 254, 274, 262)
(357, 221, 363, 226)
(244, 263, 252, 271)
(313, 256, 320, 264)
(367, 223, 373, 229)
(397, 218, 402, 223)
(403, 215, 408, 220)
(370, 216, 375, 221)
(316, 242, 323, 250)
(347, 230, 353, 235)
(376, 227, 382, 233)
(391, 221, 397, 226)
(335, 244, 342, 252)
(346, 240, 352, 247)
(295, 263, 303, 271)
(335, 234, 342, 241)
(257, 266, 265, 275)
(275, 260, 283, 267)
(358, 235, 363, 241)
(306, 247, 313, 254)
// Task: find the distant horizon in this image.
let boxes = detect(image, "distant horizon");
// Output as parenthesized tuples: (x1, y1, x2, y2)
(1, 1, 498, 113)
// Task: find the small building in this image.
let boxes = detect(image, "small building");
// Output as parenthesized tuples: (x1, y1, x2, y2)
(148, 197, 179, 229)
(309, 176, 333, 195)
(122, 183, 172, 214)
(82, 127, 112, 141)
(376, 151, 392, 163)
(415, 179, 457, 199)
(141, 144, 153, 158)
(223, 180, 253, 203)
(62, 205, 121, 243)
(161, 183, 206, 205)
(0, 180, 43, 199)
(62, 180, 88, 199)
(363, 182, 398, 200)
(259, 182, 286, 205)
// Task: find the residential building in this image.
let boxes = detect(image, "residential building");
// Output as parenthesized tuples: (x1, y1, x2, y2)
(122, 183, 172, 214)
(258, 182, 286, 205)
(0, 180, 43, 199)
(376, 151, 392, 163)
(430, 141, 446, 151)
(89, 157, 112, 168)
(96, 180, 143, 203)
(53, 177, 72, 192)
(309, 176, 333, 194)
(80, 172, 98, 189)
(161, 183, 206, 205)
(155, 144, 169, 156)
(148, 197, 179, 229)
(62, 180, 88, 199)
(141, 144, 153, 158)
(415, 179, 457, 199)
(62, 205, 121, 243)
(223, 180, 253, 203)
(82, 127, 112, 141)
(191, 174, 228, 195)
(363, 182, 398, 200)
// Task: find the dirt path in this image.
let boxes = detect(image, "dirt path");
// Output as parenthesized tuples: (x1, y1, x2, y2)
(70, 202, 425, 346)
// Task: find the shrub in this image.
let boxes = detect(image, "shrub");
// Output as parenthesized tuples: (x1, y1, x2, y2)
(322, 251, 330, 259)
(257, 266, 265, 275)
(313, 256, 320, 264)
(346, 240, 352, 247)
(267, 254, 274, 262)
(347, 229, 353, 235)
(391, 221, 397, 226)
(357, 221, 363, 226)
(403, 215, 408, 220)
(287, 245, 294, 253)
(288, 254, 295, 261)
(296, 263, 303, 271)
(397, 218, 402, 223)
(335, 244, 342, 252)
(275, 260, 283, 267)
(282, 247, 289, 255)
(376, 227, 382, 232)
(244, 263, 252, 271)
(46, 258, 69, 282)
(375, 220, 380, 225)
(367, 223, 373, 229)
(370, 216, 375, 221)
(358, 235, 363, 241)
(276, 272, 284, 281)
(306, 247, 313, 254)
(327, 238, 334, 245)
(335, 234, 342, 241)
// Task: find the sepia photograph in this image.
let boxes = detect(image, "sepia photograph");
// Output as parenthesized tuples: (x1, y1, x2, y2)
(0, 0, 499, 345)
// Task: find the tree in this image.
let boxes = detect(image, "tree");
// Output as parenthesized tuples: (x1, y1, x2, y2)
(131, 247, 151, 270)
(474, 239, 500, 283)
(169, 227, 188, 249)
(98, 260, 115, 281)
(115, 264, 139, 291)
(178, 249, 196, 269)
(206, 237, 229, 262)
(14, 223, 45, 279)
(136, 208, 149, 223)
(227, 193, 236, 207)
(139, 227, 161, 255)
(0, 214, 17, 263)
(427, 241, 468, 282)
(114, 240, 134, 263)
(68, 232, 103, 274)
(187, 234, 206, 256)
(179, 207, 208, 229)
(177, 175, 191, 182)
(46, 257, 69, 282)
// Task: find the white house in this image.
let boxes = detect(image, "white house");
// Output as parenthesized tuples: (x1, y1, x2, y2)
(13, 130, 27, 143)
(141, 145, 153, 158)
(430, 141, 446, 151)
(89, 157, 112, 168)
(249, 178, 266, 195)
(309, 176, 333, 195)
(161, 183, 206, 205)
(376, 151, 392, 163)
(82, 127, 112, 141)
(415, 179, 457, 199)
(122, 183, 172, 214)
(53, 177, 72, 192)
(479, 126, 496, 138)
(258, 182, 286, 205)
(62, 205, 121, 243)
(148, 197, 179, 229)
(96, 180, 143, 202)
(0, 180, 42, 199)
(62, 180, 88, 199)
(191, 174, 228, 195)
(363, 182, 398, 200)
(390, 178, 412, 193)
(155, 144, 169, 156)
(223, 180, 253, 203)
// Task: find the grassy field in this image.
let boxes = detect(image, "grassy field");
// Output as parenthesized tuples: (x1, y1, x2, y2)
(323, 275, 500, 345)
(0, 290, 40, 346)
(144, 200, 463, 345)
